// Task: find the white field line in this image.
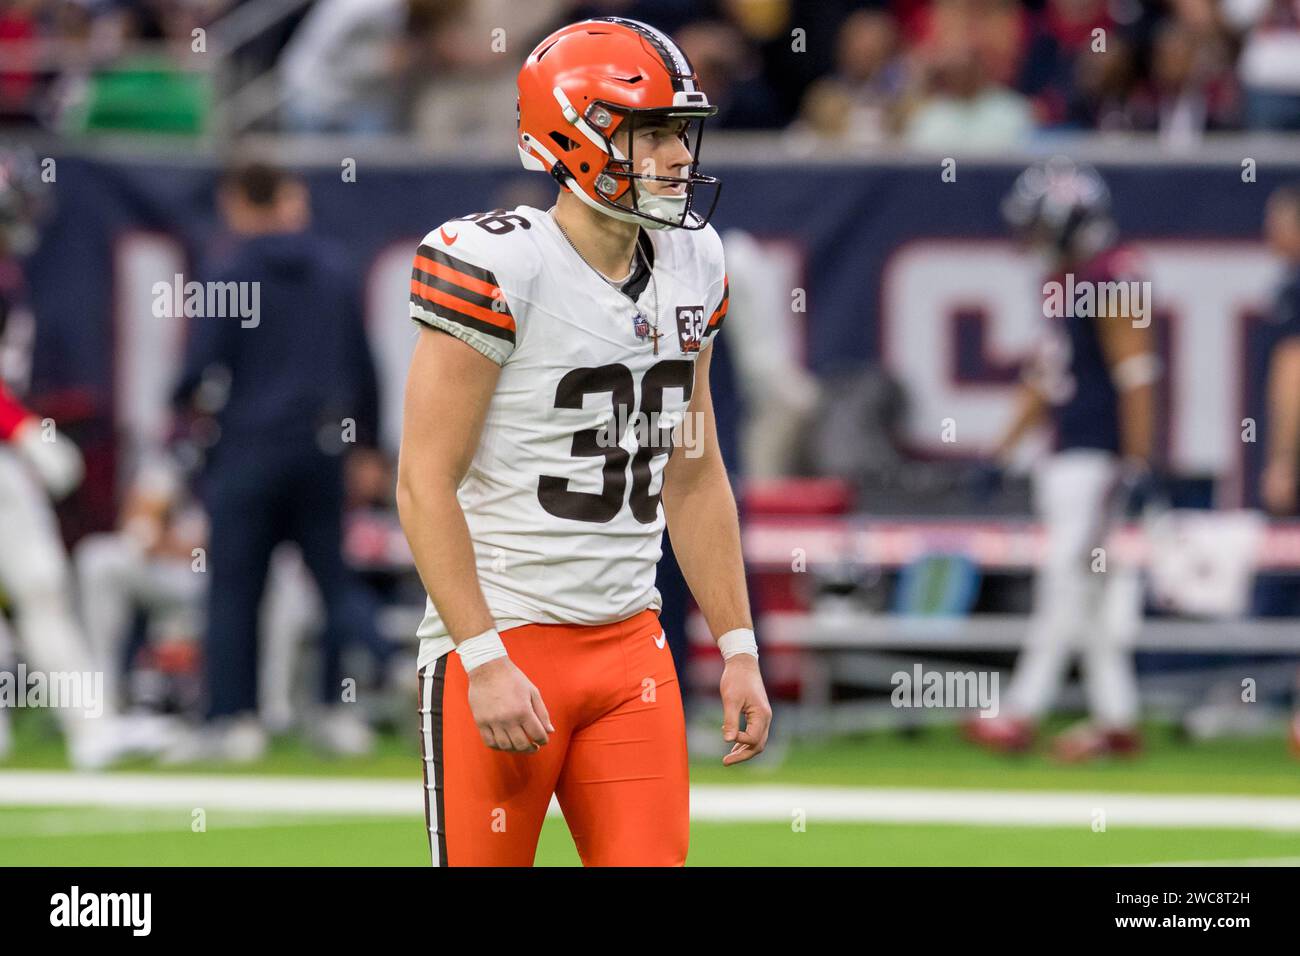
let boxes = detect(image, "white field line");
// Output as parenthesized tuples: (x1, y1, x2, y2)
(0, 809, 366, 839)
(1133, 857, 1300, 867)
(3, 772, 1300, 831)
(7, 775, 1300, 832)
(0, 771, 417, 815)
(688, 787, 1300, 830)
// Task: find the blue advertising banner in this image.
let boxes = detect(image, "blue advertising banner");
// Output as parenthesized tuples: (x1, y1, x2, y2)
(21, 153, 1300, 525)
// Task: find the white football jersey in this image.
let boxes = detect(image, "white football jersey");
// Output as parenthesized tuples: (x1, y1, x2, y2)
(408, 204, 728, 666)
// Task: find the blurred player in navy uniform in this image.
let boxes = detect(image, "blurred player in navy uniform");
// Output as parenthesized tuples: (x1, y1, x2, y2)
(170, 162, 382, 761)
(1256, 184, 1300, 753)
(966, 158, 1158, 761)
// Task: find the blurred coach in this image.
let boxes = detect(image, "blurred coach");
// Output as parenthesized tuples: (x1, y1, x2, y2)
(172, 162, 380, 757)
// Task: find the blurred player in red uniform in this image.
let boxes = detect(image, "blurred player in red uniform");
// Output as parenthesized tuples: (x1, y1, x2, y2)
(398, 18, 771, 866)
(0, 151, 163, 768)
(966, 158, 1158, 761)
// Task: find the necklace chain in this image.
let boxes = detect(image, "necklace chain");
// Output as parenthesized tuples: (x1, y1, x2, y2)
(552, 211, 661, 352)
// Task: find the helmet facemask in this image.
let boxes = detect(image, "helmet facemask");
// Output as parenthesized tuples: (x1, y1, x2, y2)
(592, 105, 720, 230)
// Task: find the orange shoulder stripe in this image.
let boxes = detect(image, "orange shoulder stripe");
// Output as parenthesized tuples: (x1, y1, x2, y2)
(410, 280, 516, 333)
(413, 255, 503, 301)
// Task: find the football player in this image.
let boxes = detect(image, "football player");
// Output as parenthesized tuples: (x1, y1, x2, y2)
(0, 151, 161, 768)
(397, 18, 771, 866)
(965, 158, 1157, 761)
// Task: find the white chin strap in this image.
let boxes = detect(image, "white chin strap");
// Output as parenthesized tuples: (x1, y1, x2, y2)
(560, 171, 692, 230)
(632, 181, 689, 230)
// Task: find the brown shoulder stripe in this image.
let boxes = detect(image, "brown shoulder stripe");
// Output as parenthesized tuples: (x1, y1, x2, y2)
(412, 265, 503, 314)
(414, 246, 505, 302)
(410, 286, 516, 343)
(410, 245, 515, 343)
(416, 245, 495, 286)
(706, 275, 729, 333)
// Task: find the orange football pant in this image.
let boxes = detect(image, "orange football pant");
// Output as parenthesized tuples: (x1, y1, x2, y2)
(417, 609, 689, 866)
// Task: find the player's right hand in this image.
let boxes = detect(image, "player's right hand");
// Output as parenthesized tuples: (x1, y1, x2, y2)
(466, 657, 555, 753)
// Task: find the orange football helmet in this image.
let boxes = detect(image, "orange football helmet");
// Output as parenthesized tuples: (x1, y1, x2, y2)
(517, 17, 720, 230)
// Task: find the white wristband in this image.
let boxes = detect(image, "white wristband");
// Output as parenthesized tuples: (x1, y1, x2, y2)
(717, 628, 758, 661)
(1111, 352, 1161, 391)
(454, 628, 508, 673)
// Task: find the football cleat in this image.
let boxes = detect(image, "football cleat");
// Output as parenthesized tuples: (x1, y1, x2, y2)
(963, 715, 1035, 754)
(1050, 722, 1143, 763)
(308, 707, 376, 758)
(160, 715, 268, 766)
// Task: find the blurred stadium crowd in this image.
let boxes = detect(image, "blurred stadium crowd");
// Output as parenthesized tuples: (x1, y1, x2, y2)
(0, 0, 1298, 143)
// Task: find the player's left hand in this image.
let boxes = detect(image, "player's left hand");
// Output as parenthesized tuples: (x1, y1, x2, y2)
(719, 655, 771, 765)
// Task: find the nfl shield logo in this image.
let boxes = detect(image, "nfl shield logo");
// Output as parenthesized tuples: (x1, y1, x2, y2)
(631, 311, 650, 341)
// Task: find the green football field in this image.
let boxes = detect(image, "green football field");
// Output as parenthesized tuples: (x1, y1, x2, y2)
(8, 809, 1300, 867)
(2, 714, 1299, 866)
